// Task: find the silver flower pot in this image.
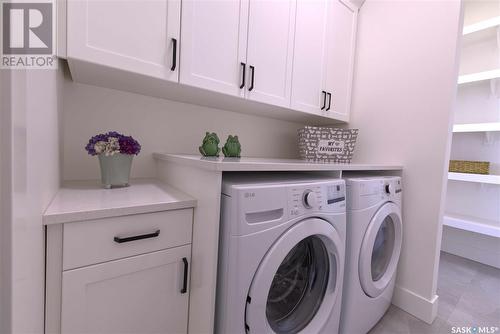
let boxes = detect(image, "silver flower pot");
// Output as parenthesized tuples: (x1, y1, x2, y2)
(98, 153, 133, 189)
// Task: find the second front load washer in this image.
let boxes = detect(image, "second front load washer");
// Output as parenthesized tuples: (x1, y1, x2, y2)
(340, 176, 403, 334)
(216, 174, 347, 334)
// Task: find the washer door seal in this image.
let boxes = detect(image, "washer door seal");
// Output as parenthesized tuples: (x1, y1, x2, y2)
(358, 202, 403, 298)
(245, 218, 344, 334)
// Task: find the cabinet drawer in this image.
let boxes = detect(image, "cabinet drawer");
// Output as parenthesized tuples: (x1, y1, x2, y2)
(63, 209, 193, 270)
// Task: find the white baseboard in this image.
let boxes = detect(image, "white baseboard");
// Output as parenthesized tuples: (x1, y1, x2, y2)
(392, 285, 439, 324)
(441, 226, 500, 269)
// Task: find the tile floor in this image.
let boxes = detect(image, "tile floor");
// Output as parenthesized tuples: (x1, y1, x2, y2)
(369, 252, 500, 334)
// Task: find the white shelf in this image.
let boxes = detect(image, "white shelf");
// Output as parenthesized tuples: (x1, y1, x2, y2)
(443, 213, 500, 238)
(458, 69, 500, 84)
(453, 122, 500, 132)
(448, 172, 500, 185)
(463, 16, 500, 35)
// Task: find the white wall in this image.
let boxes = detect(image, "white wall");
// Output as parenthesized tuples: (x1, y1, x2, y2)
(348, 0, 462, 323)
(454, 82, 500, 124)
(4, 66, 62, 333)
(62, 72, 303, 181)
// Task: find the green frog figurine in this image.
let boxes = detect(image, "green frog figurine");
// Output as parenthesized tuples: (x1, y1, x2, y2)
(199, 132, 221, 157)
(222, 135, 241, 158)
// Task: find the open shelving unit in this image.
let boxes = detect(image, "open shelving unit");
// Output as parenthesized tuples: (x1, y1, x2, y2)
(448, 172, 500, 185)
(463, 16, 500, 35)
(458, 69, 500, 85)
(452, 122, 500, 132)
(442, 3, 500, 269)
(458, 10, 500, 84)
(443, 214, 500, 238)
(462, 15, 500, 47)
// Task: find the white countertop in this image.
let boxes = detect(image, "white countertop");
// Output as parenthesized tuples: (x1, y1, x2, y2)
(43, 179, 196, 225)
(153, 153, 403, 172)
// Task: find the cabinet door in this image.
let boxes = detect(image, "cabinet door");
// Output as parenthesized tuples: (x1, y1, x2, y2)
(245, 0, 297, 107)
(291, 0, 329, 114)
(324, 0, 358, 120)
(61, 245, 191, 334)
(180, 0, 249, 97)
(67, 0, 180, 82)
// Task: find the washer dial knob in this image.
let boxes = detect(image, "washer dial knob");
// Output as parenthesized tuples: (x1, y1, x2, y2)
(303, 190, 318, 208)
(385, 183, 395, 194)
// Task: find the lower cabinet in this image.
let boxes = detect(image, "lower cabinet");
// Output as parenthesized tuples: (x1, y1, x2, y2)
(61, 245, 191, 334)
(45, 209, 194, 334)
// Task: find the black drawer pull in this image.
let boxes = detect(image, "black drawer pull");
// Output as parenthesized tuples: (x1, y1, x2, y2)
(181, 257, 188, 294)
(171, 38, 177, 71)
(249, 65, 255, 91)
(113, 230, 160, 243)
(240, 62, 246, 89)
(326, 92, 332, 111)
(321, 90, 326, 110)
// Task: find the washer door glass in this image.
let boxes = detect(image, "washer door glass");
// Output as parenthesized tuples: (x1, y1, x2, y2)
(358, 202, 403, 298)
(245, 218, 344, 334)
(266, 236, 332, 333)
(371, 216, 395, 281)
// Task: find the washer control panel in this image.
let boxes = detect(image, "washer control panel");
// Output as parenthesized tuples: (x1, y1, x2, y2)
(345, 176, 402, 210)
(288, 180, 345, 216)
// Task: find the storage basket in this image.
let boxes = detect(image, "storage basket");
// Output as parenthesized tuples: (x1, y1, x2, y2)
(449, 160, 490, 174)
(298, 126, 358, 163)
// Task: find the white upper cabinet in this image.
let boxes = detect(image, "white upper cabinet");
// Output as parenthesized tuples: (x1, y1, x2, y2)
(291, 0, 358, 120)
(180, 0, 249, 97)
(245, 0, 297, 108)
(67, 0, 181, 82)
(291, 0, 330, 114)
(324, 0, 358, 120)
(64, 0, 360, 123)
(180, 0, 297, 108)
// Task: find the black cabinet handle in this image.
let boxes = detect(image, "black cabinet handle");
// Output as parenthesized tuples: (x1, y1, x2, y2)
(240, 62, 246, 89)
(171, 38, 177, 71)
(326, 92, 332, 111)
(321, 91, 327, 110)
(113, 230, 160, 243)
(181, 257, 188, 294)
(249, 65, 255, 91)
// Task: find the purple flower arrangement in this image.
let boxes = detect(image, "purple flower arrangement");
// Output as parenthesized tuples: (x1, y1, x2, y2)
(85, 131, 141, 156)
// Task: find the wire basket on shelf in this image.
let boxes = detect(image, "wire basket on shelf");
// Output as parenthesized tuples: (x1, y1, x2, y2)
(298, 126, 358, 163)
(449, 160, 490, 174)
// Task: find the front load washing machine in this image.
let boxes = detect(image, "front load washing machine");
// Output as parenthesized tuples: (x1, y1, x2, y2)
(340, 176, 403, 334)
(216, 174, 347, 334)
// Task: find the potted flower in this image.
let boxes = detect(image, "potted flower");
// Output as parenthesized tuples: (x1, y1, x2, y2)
(85, 131, 141, 188)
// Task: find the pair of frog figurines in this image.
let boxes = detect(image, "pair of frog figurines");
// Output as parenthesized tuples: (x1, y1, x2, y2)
(199, 132, 241, 158)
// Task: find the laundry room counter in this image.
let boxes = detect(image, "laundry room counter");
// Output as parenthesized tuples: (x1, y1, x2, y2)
(43, 178, 196, 225)
(153, 153, 403, 172)
(153, 153, 403, 334)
